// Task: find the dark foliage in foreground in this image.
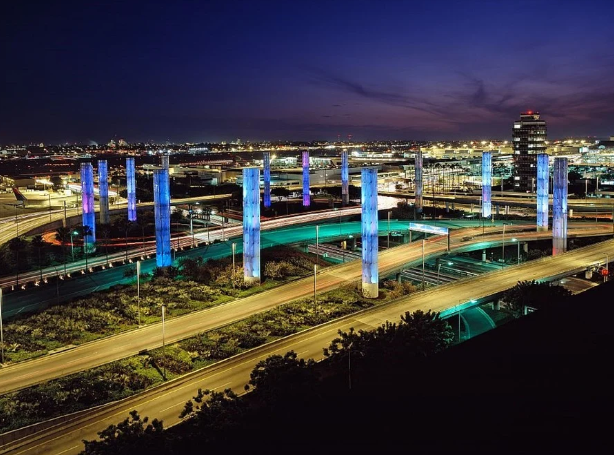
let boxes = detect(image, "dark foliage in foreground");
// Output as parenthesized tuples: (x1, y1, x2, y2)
(80, 310, 452, 454)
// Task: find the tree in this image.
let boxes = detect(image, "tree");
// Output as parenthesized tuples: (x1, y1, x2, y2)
(30, 234, 46, 281)
(245, 351, 318, 405)
(501, 280, 572, 317)
(81, 410, 164, 455)
(8, 236, 27, 285)
(55, 226, 71, 268)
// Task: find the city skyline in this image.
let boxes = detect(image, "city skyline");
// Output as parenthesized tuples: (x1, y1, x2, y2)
(2, 0, 614, 144)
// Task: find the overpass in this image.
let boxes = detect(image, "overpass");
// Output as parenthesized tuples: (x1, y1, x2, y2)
(0, 222, 611, 397)
(2, 236, 614, 454)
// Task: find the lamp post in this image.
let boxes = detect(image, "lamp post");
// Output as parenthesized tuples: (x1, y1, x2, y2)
(421, 239, 425, 290)
(137, 260, 141, 326)
(313, 264, 317, 315)
(512, 238, 520, 265)
(604, 255, 609, 283)
(70, 230, 76, 262)
(387, 210, 391, 249)
(437, 262, 442, 284)
(0, 288, 4, 365)
(161, 304, 166, 380)
(502, 223, 509, 263)
(231, 242, 236, 288)
(315, 225, 319, 268)
(48, 193, 52, 222)
(189, 205, 194, 247)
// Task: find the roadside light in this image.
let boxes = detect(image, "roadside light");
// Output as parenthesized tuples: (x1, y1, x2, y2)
(447, 261, 453, 266)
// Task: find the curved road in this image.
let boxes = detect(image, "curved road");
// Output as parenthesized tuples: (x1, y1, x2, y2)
(0, 222, 611, 396)
(3, 237, 614, 455)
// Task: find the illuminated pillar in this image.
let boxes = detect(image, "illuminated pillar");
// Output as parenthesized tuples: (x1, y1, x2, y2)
(98, 160, 110, 225)
(361, 168, 378, 298)
(552, 157, 568, 256)
(537, 153, 549, 232)
(341, 151, 349, 206)
(80, 163, 96, 253)
(243, 168, 261, 284)
(153, 169, 171, 267)
(161, 154, 169, 170)
(126, 157, 137, 222)
(302, 151, 310, 207)
(263, 152, 271, 208)
(415, 150, 423, 213)
(481, 151, 492, 218)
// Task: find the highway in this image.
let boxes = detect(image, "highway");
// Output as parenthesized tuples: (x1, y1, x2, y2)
(4, 236, 614, 455)
(0, 221, 611, 396)
(0, 205, 371, 290)
(0, 194, 234, 247)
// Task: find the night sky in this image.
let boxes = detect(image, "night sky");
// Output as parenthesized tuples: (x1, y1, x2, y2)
(2, 0, 614, 144)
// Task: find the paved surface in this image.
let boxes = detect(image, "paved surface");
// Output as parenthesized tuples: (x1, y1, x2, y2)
(0, 222, 610, 395)
(3, 237, 614, 455)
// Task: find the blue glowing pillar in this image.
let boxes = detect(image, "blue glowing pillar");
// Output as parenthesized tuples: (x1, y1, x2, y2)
(80, 163, 96, 253)
(361, 168, 379, 298)
(98, 160, 110, 225)
(481, 151, 492, 218)
(552, 157, 568, 256)
(126, 157, 137, 222)
(537, 153, 549, 232)
(415, 151, 423, 213)
(302, 151, 310, 207)
(243, 168, 261, 284)
(153, 169, 171, 267)
(341, 151, 349, 206)
(263, 152, 271, 208)
(161, 154, 169, 170)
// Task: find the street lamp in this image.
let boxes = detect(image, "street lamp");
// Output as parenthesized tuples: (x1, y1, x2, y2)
(437, 262, 442, 284)
(604, 255, 609, 283)
(502, 223, 510, 263)
(161, 304, 167, 380)
(137, 260, 141, 326)
(231, 242, 236, 288)
(387, 211, 391, 249)
(0, 288, 4, 365)
(70, 230, 77, 262)
(313, 263, 317, 315)
(315, 225, 319, 268)
(421, 239, 425, 290)
(511, 238, 520, 265)
(48, 193, 52, 222)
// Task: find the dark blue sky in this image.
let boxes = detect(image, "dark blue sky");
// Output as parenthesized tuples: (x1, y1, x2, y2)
(2, 0, 613, 144)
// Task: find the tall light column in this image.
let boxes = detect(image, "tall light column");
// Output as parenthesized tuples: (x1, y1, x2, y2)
(537, 153, 549, 232)
(481, 152, 492, 218)
(302, 151, 310, 207)
(552, 157, 568, 255)
(263, 152, 271, 208)
(153, 169, 171, 267)
(98, 160, 110, 225)
(80, 162, 96, 253)
(126, 157, 137, 222)
(361, 168, 378, 298)
(161, 154, 169, 170)
(341, 151, 349, 206)
(243, 168, 261, 284)
(415, 150, 423, 213)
